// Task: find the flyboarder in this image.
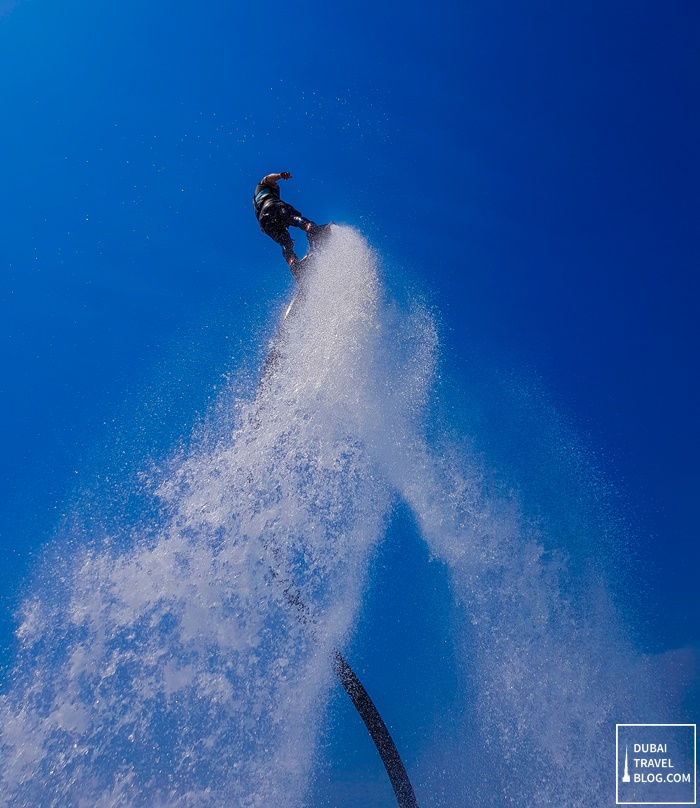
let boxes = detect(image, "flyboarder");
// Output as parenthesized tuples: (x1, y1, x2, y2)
(252, 172, 330, 279)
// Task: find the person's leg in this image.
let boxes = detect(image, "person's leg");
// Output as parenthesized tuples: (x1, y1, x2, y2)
(279, 204, 333, 247)
(278, 202, 317, 243)
(260, 208, 299, 266)
(290, 213, 314, 230)
(275, 230, 297, 265)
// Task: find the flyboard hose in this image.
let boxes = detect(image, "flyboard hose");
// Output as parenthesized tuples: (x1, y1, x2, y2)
(259, 273, 419, 806)
(268, 565, 420, 808)
(332, 651, 419, 808)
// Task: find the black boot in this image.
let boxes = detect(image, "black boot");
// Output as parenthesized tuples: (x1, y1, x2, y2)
(306, 222, 333, 247)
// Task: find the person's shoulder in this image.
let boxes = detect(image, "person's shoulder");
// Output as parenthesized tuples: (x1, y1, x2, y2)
(261, 174, 278, 186)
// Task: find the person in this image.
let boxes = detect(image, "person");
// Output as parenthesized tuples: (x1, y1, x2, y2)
(252, 172, 326, 278)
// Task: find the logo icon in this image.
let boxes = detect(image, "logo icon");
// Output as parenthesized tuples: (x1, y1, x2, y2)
(622, 745, 631, 783)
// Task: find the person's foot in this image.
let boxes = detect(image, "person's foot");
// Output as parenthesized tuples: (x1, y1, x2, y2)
(306, 223, 332, 246)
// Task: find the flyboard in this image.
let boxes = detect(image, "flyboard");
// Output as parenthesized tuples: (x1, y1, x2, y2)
(259, 225, 420, 808)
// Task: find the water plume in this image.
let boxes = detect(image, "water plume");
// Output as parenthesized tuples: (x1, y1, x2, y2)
(0, 228, 681, 806)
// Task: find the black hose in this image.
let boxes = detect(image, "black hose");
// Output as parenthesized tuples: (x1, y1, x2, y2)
(332, 650, 419, 808)
(267, 566, 420, 806)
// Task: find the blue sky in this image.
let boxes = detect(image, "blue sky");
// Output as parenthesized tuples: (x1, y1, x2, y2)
(1, 0, 698, 800)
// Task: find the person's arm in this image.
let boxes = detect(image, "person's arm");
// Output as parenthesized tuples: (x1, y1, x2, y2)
(261, 172, 292, 185)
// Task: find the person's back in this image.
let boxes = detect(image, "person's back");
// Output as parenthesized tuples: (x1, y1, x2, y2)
(252, 175, 283, 218)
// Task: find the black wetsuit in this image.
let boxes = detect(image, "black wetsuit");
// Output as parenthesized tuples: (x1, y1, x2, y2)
(253, 178, 315, 267)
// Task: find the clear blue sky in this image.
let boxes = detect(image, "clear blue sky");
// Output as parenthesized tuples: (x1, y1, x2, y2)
(1, 0, 698, 801)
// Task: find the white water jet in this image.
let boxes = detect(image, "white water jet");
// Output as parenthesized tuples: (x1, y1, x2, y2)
(0, 228, 682, 806)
